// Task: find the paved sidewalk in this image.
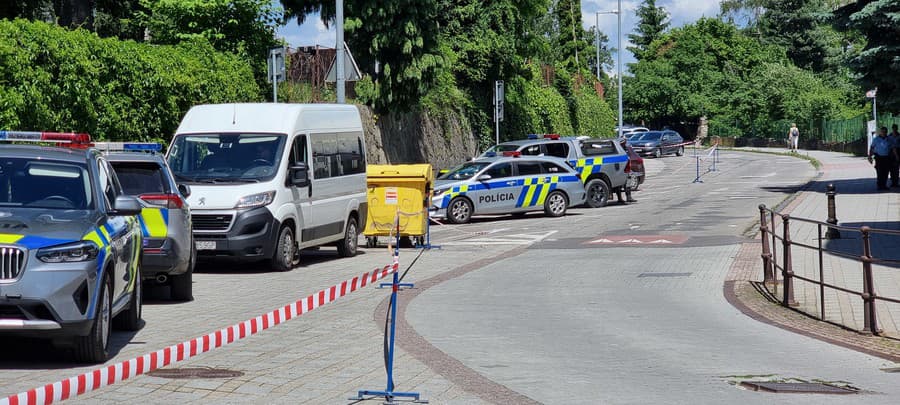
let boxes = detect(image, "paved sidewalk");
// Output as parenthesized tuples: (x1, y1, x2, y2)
(736, 147, 900, 336)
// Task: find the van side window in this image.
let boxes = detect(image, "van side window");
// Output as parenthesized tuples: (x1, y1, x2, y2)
(544, 142, 569, 158)
(521, 145, 541, 156)
(289, 135, 308, 166)
(311, 132, 366, 179)
(541, 162, 567, 173)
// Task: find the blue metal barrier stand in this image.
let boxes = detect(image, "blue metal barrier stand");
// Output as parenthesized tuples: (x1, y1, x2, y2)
(693, 155, 703, 183)
(354, 233, 426, 404)
(416, 211, 441, 250)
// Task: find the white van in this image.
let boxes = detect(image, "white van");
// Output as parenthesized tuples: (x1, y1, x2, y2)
(166, 103, 367, 271)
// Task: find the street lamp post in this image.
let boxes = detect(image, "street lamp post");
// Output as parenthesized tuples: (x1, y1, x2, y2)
(596, 0, 624, 139)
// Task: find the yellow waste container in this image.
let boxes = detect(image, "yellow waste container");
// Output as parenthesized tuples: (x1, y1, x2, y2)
(364, 164, 433, 247)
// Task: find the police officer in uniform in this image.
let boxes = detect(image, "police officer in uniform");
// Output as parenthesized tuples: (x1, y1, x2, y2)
(868, 127, 897, 191)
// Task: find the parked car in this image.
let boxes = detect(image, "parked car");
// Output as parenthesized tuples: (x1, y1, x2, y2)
(615, 125, 650, 140)
(0, 131, 143, 363)
(98, 142, 195, 301)
(622, 142, 645, 190)
(628, 130, 685, 158)
(431, 154, 587, 224)
(479, 134, 629, 208)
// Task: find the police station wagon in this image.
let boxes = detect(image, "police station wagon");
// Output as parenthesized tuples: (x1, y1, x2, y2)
(482, 134, 630, 208)
(431, 154, 587, 224)
(0, 131, 143, 363)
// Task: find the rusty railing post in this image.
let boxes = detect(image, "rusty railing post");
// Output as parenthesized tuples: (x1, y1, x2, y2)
(781, 214, 798, 306)
(759, 204, 774, 283)
(825, 184, 841, 239)
(860, 226, 879, 335)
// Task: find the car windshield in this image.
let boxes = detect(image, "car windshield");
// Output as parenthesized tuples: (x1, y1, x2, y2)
(166, 133, 287, 183)
(111, 162, 167, 195)
(438, 162, 491, 180)
(0, 158, 92, 210)
(635, 132, 662, 141)
(483, 144, 521, 154)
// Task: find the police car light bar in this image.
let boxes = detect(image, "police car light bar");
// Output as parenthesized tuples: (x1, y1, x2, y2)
(0, 131, 92, 144)
(526, 134, 560, 140)
(93, 142, 163, 153)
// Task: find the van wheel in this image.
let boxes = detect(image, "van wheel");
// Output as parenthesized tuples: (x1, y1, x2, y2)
(676, 146, 684, 156)
(74, 273, 111, 363)
(271, 225, 297, 272)
(114, 268, 142, 331)
(585, 179, 610, 208)
(171, 246, 194, 301)
(544, 191, 568, 217)
(337, 217, 359, 257)
(447, 197, 473, 224)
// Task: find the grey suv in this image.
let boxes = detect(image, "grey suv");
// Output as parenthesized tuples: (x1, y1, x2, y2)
(481, 135, 629, 207)
(0, 136, 143, 363)
(100, 143, 195, 301)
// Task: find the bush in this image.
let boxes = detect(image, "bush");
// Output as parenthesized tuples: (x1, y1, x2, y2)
(572, 88, 616, 137)
(0, 19, 260, 142)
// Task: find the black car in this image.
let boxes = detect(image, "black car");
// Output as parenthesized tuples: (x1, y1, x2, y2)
(628, 130, 685, 158)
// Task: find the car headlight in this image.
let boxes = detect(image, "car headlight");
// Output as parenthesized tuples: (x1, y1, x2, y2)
(235, 191, 276, 209)
(433, 189, 447, 197)
(37, 241, 99, 263)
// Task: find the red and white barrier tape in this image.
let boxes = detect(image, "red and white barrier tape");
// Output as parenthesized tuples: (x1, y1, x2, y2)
(2, 262, 399, 405)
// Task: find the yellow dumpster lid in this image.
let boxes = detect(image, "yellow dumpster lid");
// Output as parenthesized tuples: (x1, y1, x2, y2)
(367, 164, 433, 180)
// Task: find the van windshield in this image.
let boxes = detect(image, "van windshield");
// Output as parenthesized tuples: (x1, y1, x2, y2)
(167, 134, 287, 184)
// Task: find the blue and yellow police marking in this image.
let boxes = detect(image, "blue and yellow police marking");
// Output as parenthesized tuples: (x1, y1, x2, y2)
(137, 207, 169, 239)
(439, 174, 582, 210)
(0, 234, 71, 249)
(571, 155, 629, 183)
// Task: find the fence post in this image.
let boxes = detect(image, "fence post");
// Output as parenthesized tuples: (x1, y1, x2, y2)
(759, 204, 774, 283)
(825, 184, 841, 239)
(781, 215, 797, 306)
(860, 226, 879, 335)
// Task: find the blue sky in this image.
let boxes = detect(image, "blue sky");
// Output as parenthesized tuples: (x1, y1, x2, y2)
(275, 0, 722, 74)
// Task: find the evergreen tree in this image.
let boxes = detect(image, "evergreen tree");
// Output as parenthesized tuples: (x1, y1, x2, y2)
(835, 0, 900, 110)
(628, 0, 670, 60)
(552, 0, 591, 71)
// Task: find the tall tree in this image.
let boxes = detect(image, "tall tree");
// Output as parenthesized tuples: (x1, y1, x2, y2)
(628, 0, 670, 60)
(282, 0, 445, 111)
(552, 0, 591, 71)
(835, 0, 900, 111)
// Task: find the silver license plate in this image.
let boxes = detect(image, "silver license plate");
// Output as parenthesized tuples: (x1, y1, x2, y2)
(195, 241, 217, 250)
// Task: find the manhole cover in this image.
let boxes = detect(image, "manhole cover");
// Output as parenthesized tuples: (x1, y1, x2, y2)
(638, 272, 692, 278)
(147, 367, 244, 379)
(740, 382, 857, 394)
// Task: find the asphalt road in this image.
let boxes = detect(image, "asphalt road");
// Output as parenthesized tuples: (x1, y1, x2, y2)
(3, 150, 897, 404)
(407, 151, 900, 404)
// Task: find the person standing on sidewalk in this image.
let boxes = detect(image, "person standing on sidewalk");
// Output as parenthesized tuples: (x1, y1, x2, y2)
(868, 127, 897, 191)
(788, 123, 800, 152)
(891, 124, 900, 187)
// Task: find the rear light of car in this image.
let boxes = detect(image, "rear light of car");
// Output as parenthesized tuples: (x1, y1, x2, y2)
(624, 159, 632, 173)
(140, 193, 184, 209)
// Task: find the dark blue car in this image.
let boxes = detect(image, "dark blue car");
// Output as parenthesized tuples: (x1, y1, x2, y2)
(627, 130, 685, 158)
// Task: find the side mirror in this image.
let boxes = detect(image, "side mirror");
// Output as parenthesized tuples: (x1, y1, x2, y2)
(177, 183, 191, 198)
(111, 196, 142, 216)
(290, 163, 310, 187)
(476, 174, 493, 182)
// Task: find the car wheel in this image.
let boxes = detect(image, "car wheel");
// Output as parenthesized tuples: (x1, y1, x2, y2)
(271, 225, 297, 272)
(447, 197, 473, 224)
(654, 148, 662, 158)
(337, 216, 359, 257)
(170, 246, 194, 301)
(365, 236, 378, 248)
(544, 191, 568, 217)
(74, 273, 111, 363)
(676, 146, 684, 156)
(115, 266, 143, 331)
(585, 179, 610, 208)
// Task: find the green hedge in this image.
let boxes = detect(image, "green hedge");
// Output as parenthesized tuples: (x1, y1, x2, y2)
(0, 19, 260, 142)
(572, 88, 616, 137)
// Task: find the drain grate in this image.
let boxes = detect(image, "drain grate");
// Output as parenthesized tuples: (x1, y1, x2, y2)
(638, 272, 692, 278)
(147, 367, 244, 379)
(740, 381, 857, 394)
